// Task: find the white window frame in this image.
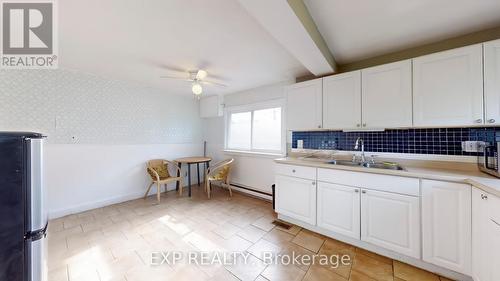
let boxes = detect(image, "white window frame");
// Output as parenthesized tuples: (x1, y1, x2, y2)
(224, 99, 285, 156)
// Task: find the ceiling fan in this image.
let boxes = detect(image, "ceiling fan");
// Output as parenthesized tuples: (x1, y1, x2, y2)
(160, 69, 227, 97)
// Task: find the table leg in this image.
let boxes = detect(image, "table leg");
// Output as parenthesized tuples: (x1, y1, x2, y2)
(197, 163, 200, 186)
(206, 161, 210, 183)
(176, 162, 181, 191)
(188, 163, 192, 197)
(204, 162, 207, 183)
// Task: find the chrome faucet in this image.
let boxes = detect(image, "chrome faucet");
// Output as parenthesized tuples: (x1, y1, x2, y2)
(354, 137, 366, 163)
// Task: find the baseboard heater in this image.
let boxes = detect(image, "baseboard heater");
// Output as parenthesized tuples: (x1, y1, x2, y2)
(230, 183, 272, 196)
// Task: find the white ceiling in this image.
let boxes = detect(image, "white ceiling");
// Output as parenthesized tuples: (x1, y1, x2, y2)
(59, 0, 309, 96)
(60, 0, 500, 94)
(304, 0, 500, 64)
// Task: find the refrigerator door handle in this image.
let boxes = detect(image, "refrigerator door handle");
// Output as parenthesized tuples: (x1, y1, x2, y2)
(25, 222, 48, 242)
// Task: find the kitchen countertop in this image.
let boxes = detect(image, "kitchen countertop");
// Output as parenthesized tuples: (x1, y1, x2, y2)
(274, 156, 500, 197)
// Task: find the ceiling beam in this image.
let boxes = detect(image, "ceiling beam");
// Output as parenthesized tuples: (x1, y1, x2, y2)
(237, 0, 337, 76)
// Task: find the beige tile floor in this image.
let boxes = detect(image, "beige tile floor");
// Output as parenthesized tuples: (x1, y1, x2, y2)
(48, 185, 454, 281)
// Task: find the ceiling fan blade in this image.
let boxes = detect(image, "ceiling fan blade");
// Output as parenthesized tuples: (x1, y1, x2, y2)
(160, 76, 194, 82)
(201, 80, 227, 87)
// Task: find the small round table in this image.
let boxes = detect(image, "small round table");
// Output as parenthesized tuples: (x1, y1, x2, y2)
(174, 157, 212, 197)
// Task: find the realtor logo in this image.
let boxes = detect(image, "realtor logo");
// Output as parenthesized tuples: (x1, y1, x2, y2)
(1, 1, 58, 69)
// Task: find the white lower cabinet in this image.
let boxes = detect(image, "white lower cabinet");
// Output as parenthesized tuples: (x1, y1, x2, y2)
(361, 189, 421, 259)
(473, 188, 500, 281)
(422, 180, 471, 275)
(317, 182, 360, 239)
(275, 175, 316, 225)
(487, 215, 500, 281)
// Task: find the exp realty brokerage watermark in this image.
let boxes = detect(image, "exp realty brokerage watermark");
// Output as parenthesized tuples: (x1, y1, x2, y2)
(151, 251, 352, 269)
(0, 0, 58, 69)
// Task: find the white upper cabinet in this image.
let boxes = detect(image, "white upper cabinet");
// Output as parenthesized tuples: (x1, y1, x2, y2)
(484, 39, 500, 125)
(286, 78, 322, 130)
(421, 180, 471, 275)
(322, 71, 361, 129)
(413, 44, 484, 127)
(362, 60, 413, 128)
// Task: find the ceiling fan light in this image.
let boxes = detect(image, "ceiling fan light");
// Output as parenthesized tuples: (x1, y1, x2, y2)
(192, 83, 203, 95)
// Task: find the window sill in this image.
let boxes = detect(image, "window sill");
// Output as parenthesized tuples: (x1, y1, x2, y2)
(223, 149, 285, 159)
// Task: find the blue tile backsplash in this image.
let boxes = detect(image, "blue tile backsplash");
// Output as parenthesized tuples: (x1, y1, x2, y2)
(291, 127, 500, 156)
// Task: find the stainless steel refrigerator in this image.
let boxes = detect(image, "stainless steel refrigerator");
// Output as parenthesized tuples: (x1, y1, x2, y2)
(0, 132, 47, 281)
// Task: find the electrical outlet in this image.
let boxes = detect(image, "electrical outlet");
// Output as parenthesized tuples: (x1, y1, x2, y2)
(297, 140, 304, 149)
(461, 141, 480, 152)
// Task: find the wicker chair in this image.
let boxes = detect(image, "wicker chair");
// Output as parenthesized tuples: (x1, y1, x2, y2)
(204, 158, 234, 198)
(144, 159, 183, 203)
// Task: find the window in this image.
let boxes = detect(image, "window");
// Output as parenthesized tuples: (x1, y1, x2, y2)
(225, 101, 283, 154)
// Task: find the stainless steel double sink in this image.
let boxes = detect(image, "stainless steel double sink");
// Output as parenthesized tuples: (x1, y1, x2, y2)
(326, 159, 405, 171)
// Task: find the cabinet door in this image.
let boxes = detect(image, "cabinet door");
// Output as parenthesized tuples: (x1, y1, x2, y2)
(487, 216, 500, 281)
(361, 189, 420, 258)
(322, 71, 361, 129)
(421, 180, 471, 275)
(275, 175, 316, 225)
(317, 182, 360, 239)
(472, 188, 489, 281)
(484, 39, 500, 125)
(362, 60, 412, 128)
(413, 44, 483, 126)
(486, 192, 500, 281)
(286, 79, 322, 130)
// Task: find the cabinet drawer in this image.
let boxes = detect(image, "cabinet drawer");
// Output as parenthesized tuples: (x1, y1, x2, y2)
(276, 164, 316, 180)
(317, 168, 419, 196)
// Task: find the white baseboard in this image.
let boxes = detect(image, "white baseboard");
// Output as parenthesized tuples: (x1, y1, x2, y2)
(48, 190, 145, 219)
(48, 184, 181, 219)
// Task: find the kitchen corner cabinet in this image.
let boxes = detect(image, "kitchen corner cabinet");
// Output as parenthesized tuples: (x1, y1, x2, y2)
(285, 78, 322, 131)
(361, 60, 412, 128)
(275, 175, 316, 225)
(322, 71, 361, 129)
(484, 39, 500, 126)
(413, 44, 484, 127)
(317, 182, 360, 239)
(472, 188, 500, 281)
(421, 180, 471, 275)
(360, 189, 420, 259)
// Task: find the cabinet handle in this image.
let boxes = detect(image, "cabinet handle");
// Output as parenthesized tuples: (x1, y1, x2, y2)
(361, 190, 366, 194)
(312, 182, 316, 185)
(356, 124, 361, 127)
(318, 125, 322, 128)
(362, 123, 367, 127)
(481, 194, 488, 200)
(475, 119, 483, 123)
(491, 219, 500, 227)
(292, 169, 296, 173)
(488, 119, 496, 123)
(355, 189, 359, 193)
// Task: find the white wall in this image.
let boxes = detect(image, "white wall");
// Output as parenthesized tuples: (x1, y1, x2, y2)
(0, 69, 203, 218)
(202, 81, 292, 198)
(45, 144, 202, 218)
